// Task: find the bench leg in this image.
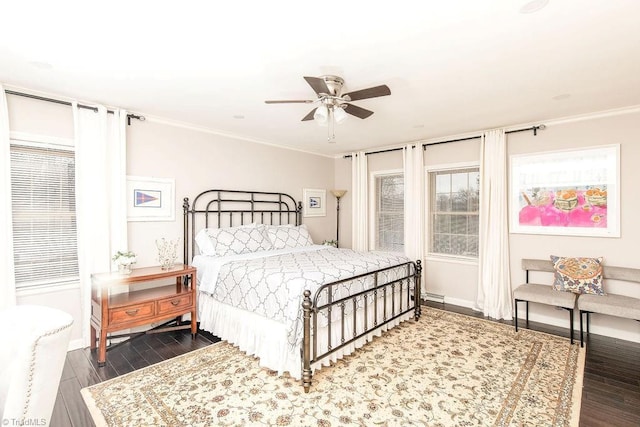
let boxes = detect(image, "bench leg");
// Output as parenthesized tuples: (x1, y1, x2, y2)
(514, 299, 530, 333)
(569, 308, 574, 345)
(579, 310, 584, 347)
(581, 311, 592, 347)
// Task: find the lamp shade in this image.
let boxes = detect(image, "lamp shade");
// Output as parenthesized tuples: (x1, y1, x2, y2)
(333, 106, 347, 124)
(313, 105, 329, 126)
(330, 189, 347, 198)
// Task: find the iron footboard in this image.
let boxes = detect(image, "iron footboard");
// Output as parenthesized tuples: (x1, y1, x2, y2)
(301, 259, 422, 392)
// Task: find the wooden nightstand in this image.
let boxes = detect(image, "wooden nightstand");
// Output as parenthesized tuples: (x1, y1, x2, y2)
(90, 264, 197, 366)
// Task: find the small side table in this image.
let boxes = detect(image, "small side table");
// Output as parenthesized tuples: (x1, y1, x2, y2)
(90, 264, 197, 366)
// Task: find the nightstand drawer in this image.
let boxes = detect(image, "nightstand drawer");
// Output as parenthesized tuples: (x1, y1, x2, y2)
(109, 302, 155, 326)
(157, 294, 193, 315)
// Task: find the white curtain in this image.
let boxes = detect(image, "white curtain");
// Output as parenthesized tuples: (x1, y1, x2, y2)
(0, 84, 16, 309)
(74, 105, 128, 346)
(403, 144, 426, 296)
(351, 151, 368, 251)
(476, 129, 512, 320)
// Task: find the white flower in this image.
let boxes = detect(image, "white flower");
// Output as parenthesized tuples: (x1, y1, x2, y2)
(113, 251, 137, 266)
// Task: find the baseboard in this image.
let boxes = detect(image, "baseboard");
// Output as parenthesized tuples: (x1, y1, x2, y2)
(434, 296, 640, 344)
(68, 338, 84, 351)
(443, 296, 477, 310)
(424, 293, 445, 303)
(517, 309, 640, 344)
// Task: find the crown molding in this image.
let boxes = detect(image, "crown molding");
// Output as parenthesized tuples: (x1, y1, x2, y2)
(143, 114, 333, 159)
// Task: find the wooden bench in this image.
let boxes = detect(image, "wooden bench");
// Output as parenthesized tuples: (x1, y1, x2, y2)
(513, 259, 577, 344)
(513, 258, 640, 347)
(578, 265, 640, 347)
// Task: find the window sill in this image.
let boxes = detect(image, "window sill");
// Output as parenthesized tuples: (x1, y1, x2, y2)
(425, 255, 478, 266)
(16, 280, 81, 297)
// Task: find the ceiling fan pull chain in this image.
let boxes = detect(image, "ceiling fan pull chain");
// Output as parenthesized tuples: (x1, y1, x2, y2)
(328, 108, 335, 142)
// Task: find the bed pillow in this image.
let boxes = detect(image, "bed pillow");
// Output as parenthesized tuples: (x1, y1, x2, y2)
(195, 223, 256, 255)
(267, 224, 314, 249)
(550, 255, 605, 295)
(195, 223, 272, 256)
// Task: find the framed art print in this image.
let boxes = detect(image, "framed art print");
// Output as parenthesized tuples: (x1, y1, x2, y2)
(302, 188, 326, 217)
(510, 144, 620, 237)
(126, 176, 175, 222)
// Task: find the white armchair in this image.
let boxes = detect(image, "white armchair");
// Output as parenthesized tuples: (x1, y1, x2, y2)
(0, 305, 73, 425)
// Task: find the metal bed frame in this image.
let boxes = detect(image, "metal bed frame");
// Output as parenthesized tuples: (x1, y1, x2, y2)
(183, 189, 421, 392)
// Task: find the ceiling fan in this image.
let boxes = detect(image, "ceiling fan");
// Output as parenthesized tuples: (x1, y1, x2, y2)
(265, 75, 391, 141)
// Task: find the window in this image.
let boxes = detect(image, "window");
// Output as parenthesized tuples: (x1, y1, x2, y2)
(10, 139, 79, 289)
(372, 172, 404, 252)
(429, 167, 479, 258)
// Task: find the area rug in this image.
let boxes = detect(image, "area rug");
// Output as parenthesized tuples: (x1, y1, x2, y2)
(81, 307, 584, 426)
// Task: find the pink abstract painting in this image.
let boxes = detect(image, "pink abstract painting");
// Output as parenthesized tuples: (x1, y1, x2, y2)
(518, 187, 607, 229)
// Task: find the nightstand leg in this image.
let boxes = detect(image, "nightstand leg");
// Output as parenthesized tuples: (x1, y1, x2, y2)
(98, 329, 107, 366)
(90, 325, 97, 350)
(191, 309, 197, 338)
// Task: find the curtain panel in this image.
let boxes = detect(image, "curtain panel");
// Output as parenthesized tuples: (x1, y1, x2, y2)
(475, 129, 512, 320)
(74, 105, 128, 346)
(0, 84, 16, 309)
(403, 144, 426, 296)
(351, 151, 368, 251)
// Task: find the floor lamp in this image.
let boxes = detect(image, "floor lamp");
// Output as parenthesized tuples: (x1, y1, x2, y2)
(330, 189, 347, 248)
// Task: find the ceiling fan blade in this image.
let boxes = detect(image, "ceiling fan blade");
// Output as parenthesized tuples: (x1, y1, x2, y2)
(301, 108, 317, 121)
(304, 76, 330, 95)
(342, 85, 391, 101)
(265, 100, 314, 104)
(343, 103, 374, 119)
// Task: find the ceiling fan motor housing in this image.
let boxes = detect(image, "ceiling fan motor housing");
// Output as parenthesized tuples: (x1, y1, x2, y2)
(320, 75, 345, 97)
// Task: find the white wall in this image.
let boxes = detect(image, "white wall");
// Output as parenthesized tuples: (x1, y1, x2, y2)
(336, 108, 640, 343)
(6, 92, 337, 349)
(507, 110, 640, 342)
(8, 87, 639, 346)
(126, 118, 336, 267)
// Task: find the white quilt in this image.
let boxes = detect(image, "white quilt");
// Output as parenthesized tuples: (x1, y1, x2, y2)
(193, 245, 412, 348)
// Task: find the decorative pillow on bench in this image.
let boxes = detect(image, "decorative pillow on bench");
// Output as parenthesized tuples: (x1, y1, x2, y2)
(550, 255, 605, 295)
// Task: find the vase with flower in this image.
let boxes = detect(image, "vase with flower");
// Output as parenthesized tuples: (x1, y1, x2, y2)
(156, 238, 180, 270)
(112, 250, 137, 275)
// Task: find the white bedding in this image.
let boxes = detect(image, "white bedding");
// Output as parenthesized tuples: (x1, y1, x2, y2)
(193, 246, 415, 378)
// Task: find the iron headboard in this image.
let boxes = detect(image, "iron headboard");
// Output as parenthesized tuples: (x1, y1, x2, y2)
(183, 189, 302, 264)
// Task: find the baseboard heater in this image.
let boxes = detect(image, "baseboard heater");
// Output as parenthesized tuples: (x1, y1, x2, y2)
(425, 292, 445, 304)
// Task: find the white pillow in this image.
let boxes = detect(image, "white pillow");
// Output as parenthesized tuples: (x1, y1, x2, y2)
(267, 224, 314, 249)
(195, 223, 271, 256)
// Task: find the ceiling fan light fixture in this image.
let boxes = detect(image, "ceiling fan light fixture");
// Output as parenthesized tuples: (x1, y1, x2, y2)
(333, 105, 347, 124)
(313, 105, 329, 125)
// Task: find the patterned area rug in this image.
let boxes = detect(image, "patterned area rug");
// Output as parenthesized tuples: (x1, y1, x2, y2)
(81, 307, 584, 426)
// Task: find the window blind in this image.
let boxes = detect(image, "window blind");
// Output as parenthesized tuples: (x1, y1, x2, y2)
(429, 167, 479, 258)
(10, 143, 79, 288)
(375, 174, 404, 252)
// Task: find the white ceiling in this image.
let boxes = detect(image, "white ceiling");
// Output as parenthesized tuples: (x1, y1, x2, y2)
(1, 1, 639, 157)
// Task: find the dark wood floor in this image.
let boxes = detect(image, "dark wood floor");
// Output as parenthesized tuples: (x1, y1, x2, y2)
(51, 303, 639, 427)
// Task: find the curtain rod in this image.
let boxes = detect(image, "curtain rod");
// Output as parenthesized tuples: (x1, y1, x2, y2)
(342, 146, 408, 159)
(342, 124, 545, 158)
(422, 124, 546, 149)
(4, 89, 145, 124)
